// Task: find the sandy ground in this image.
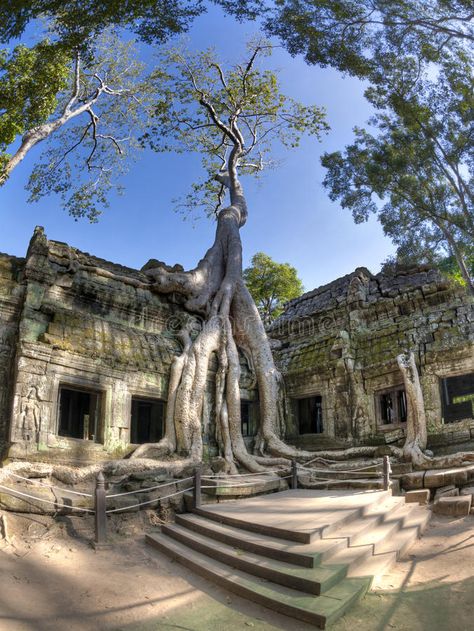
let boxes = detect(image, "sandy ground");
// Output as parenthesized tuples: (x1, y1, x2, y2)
(1, 510, 474, 631)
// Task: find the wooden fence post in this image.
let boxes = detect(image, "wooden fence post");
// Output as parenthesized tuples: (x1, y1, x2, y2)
(383, 455, 391, 491)
(94, 471, 107, 548)
(291, 458, 298, 490)
(193, 466, 202, 509)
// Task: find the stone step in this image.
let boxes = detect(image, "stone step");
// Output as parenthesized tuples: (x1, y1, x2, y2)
(322, 495, 406, 548)
(176, 513, 319, 567)
(162, 522, 346, 595)
(345, 511, 431, 580)
(193, 489, 392, 544)
(322, 505, 430, 576)
(176, 494, 404, 568)
(146, 531, 371, 629)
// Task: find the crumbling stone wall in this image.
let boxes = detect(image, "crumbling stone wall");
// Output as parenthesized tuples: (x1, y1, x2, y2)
(2, 228, 258, 464)
(270, 266, 474, 449)
(2, 228, 472, 464)
(7, 227, 187, 462)
(0, 253, 25, 456)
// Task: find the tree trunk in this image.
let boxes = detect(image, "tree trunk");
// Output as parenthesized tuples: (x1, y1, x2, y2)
(130, 167, 313, 470)
(397, 352, 428, 465)
(397, 352, 474, 469)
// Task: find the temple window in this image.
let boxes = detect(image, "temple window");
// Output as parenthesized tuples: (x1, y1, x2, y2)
(130, 397, 165, 444)
(297, 396, 323, 434)
(441, 373, 474, 423)
(58, 386, 102, 442)
(241, 400, 258, 437)
(376, 388, 407, 425)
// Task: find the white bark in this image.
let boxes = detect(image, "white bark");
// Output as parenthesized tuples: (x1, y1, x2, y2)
(397, 352, 428, 465)
(396, 352, 474, 469)
(0, 51, 125, 187)
(130, 154, 315, 469)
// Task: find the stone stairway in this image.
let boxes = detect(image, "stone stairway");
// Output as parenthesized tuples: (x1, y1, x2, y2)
(146, 489, 430, 629)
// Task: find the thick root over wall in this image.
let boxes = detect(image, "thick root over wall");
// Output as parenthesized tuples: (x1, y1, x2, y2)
(0, 458, 196, 486)
(129, 187, 315, 473)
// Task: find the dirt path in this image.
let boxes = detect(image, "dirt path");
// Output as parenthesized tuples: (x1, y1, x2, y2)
(0, 511, 473, 631)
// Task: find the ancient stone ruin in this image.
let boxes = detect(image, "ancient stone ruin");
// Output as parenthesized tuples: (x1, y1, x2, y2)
(0, 227, 473, 466)
(270, 266, 474, 455)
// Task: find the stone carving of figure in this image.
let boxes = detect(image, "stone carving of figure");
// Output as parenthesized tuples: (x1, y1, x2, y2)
(20, 386, 41, 441)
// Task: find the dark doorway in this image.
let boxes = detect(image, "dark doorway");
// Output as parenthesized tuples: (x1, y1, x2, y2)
(297, 396, 323, 434)
(441, 373, 474, 423)
(130, 397, 165, 444)
(241, 400, 258, 437)
(58, 386, 101, 441)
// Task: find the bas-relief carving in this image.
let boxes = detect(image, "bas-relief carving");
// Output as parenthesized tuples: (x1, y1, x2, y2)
(19, 386, 42, 441)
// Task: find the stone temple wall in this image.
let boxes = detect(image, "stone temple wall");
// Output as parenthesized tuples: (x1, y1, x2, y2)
(0, 253, 25, 456)
(2, 228, 258, 464)
(270, 266, 474, 450)
(1, 228, 472, 464)
(7, 227, 186, 463)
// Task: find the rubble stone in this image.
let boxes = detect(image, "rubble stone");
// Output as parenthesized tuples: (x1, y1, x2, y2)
(434, 485, 459, 500)
(405, 489, 430, 504)
(433, 496, 471, 517)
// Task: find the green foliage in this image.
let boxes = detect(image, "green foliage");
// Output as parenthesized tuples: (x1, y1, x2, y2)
(438, 250, 474, 286)
(0, 1, 205, 220)
(243, 252, 304, 323)
(0, 1, 204, 49)
(22, 32, 153, 222)
(322, 48, 474, 287)
(0, 41, 70, 149)
(252, 1, 474, 78)
(143, 41, 328, 215)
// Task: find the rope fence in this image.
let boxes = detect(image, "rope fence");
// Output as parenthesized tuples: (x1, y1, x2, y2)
(105, 486, 194, 514)
(106, 477, 194, 499)
(202, 470, 282, 479)
(0, 470, 203, 547)
(297, 466, 381, 477)
(0, 456, 392, 547)
(6, 472, 94, 497)
(200, 474, 293, 490)
(0, 483, 95, 513)
(297, 456, 392, 491)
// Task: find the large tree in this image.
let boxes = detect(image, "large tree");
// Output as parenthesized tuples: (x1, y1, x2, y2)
(256, 0, 474, 77)
(321, 50, 474, 293)
(0, 32, 154, 220)
(0, 2, 210, 219)
(244, 252, 304, 325)
(129, 42, 327, 471)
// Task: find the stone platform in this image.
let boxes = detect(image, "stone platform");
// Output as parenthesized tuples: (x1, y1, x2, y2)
(147, 489, 430, 628)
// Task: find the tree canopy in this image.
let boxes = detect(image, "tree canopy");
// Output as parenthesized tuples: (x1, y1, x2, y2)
(243, 252, 304, 324)
(0, 1, 204, 49)
(0, 1, 204, 220)
(321, 49, 474, 292)
(258, 0, 474, 78)
(143, 40, 328, 216)
(1, 31, 152, 221)
(6, 2, 473, 78)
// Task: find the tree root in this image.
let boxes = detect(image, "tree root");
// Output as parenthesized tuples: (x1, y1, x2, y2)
(0, 457, 196, 486)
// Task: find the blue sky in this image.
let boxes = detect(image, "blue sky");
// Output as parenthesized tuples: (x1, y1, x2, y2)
(0, 5, 394, 292)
